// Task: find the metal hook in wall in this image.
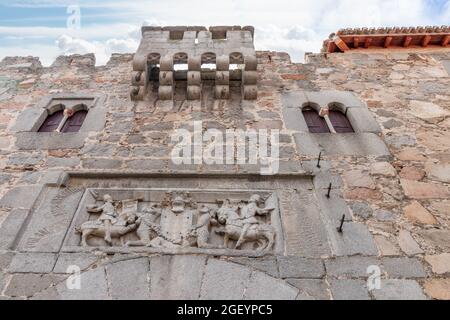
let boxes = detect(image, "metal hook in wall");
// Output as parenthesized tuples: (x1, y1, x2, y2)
(337, 214, 345, 233)
(317, 152, 322, 168)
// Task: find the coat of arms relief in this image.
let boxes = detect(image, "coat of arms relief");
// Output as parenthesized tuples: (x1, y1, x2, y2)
(70, 189, 280, 253)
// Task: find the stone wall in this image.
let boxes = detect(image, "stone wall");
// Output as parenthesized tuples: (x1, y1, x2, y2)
(0, 47, 449, 300)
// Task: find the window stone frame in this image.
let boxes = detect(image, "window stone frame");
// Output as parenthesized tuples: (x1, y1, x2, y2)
(282, 90, 390, 156)
(11, 93, 107, 150)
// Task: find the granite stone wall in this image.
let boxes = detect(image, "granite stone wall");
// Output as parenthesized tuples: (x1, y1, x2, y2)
(0, 48, 449, 300)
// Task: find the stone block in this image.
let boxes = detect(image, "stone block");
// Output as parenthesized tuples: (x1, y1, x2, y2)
(8, 252, 57, 273)
(281, 106, 309, 132)
(294, 133, 390, 157)
(330, 280, 370, 300)
(325, 256, 380, 278)
(424, 279, 450, 300)
(229, 257, 278, 277)
(418, 229, 450, 251)
(372, 280, 427, 300)
(15, 132, 88, 150)
(404, 201, 437, 225)
(39, 171, 68, 187)
(401, 179, 450, 199)
(150, 255, 206, 300)
(126, 159, 167, 171)
(56, 267, 109, 300)
(53, 253, 100, 273)
(0, 185, 42, 210)
(398, 230, 423, 256)
(106, 258, 150, 300)
(329, 223, 379, 257)
(349, 202, 373, 220)
(277, 256, 325, 279)
(10, 108, 46, 132)
(200, 259, 250, 300)
(244, 271, 298, 300)
(425, 162, 450, 184)
(286, 279, 330, 300)
(5, 274, 65, 298)
(442, 60, 450, 76)
(0, 208, 28, 249)
(82, 158, 122, 169)
(425, 254, 450, 275)
(346, 107, 382, 133)
(382, 257, 426, 279)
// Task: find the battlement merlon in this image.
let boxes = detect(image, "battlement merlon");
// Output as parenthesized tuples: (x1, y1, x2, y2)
(131, 25, 258, 101)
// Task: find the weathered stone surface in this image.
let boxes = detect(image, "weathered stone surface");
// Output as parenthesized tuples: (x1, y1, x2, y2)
(401, 179, 449, 199)
(382, 257, 426, 279)
(409, 101, 449, 124)
(150, 255, 206, 300)
(404, 201, 438, 225)
(5, 274, 64, 298)
(244, 271, 299, 300)
(344, 188, 383, 201)
(0, 208, 28, 249)
(398, 230, 423, 256)
(106, 258, 150, 300)
(375, 209, 396, 222)
(330, 280, 370, 300)
(373, 280, 427, 300)
(82, 158, 122, 169)
(425, 162, 450, 183)
(200, 259, 250, 300)
(370, 162, 396, 177)
(229, 257, 278, 277)
(424, 279, 450, 300)
(425, 254, 450, 275)
(343, 170, 375, 189)
(286, 279, 329, 300)
(325, 256, 380, 278)
(0, 185, 42, 209)
(418, 229, 450, 251)
(396, 148, 427, 161)
(53, 253, 100, 273)
(277, 256, 325, 279)
(399, 167, 425, 181)
(349, 202, 373, 219)
(8, 253, 57, 273)
(331, 223, 379, 257)
(56, 267, 109, 300)
(374, 235, 400, 256)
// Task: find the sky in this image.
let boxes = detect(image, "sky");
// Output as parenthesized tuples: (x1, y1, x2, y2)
(0, 0, 449, 66)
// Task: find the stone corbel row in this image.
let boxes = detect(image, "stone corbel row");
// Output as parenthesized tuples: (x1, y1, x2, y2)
(130, 54, 258, 101)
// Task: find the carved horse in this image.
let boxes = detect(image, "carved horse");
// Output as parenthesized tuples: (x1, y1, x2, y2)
(216, 200, 275, 251)
(76, 216, 138, 247)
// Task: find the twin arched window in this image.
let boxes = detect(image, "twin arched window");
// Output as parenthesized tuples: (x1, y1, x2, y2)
(38, 108, 88, 133)
(302, 105, 354, 133)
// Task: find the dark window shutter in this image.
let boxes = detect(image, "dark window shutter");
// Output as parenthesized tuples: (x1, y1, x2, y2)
(329, 110, 354, 133)
(38, 110, 64, 132)
(61, 110, 88, 133)
(302, 108, 330, 133)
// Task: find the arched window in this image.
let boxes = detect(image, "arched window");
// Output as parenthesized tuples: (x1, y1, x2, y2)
(302, 107, 330, 133)
(38, 110, 64, 132)
(61, 110, 88, 133)
(329, 110, 354, 133)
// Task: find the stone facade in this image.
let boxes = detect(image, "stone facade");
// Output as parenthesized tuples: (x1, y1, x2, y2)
(0, 26, 449, 300)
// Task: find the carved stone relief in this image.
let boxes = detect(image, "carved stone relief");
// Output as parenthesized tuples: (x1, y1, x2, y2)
(65, 189, 280, 254)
